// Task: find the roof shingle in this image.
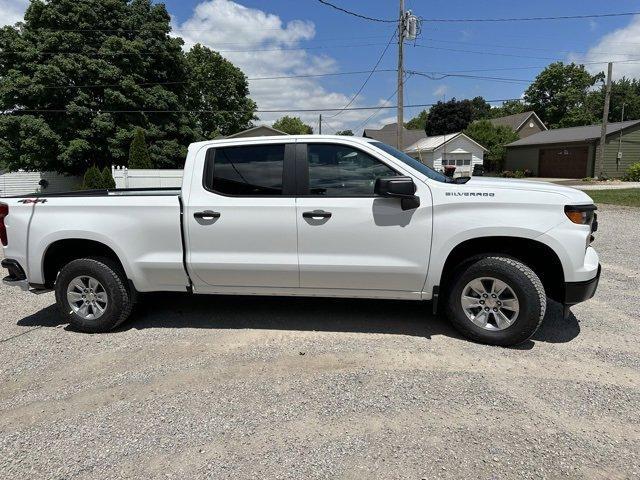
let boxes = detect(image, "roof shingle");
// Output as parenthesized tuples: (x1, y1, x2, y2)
(363, 123, 427, 150)
(507, 119, 640, 147)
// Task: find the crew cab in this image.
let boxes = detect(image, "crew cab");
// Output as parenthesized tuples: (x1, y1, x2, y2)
(1, 135, 600, 345)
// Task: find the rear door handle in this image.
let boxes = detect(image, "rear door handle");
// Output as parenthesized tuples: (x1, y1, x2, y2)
(194, 210, 221, 220)
(302, 210, 332, 219)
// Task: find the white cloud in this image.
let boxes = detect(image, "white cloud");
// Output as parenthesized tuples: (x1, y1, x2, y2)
(570, 15, 640, 80)
(433, 84, 448, 97)
(175, 0, 383, 133)
(0, 0, 28, 26)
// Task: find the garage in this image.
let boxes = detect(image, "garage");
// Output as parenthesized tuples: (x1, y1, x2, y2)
(505, 119, 640, 179)
(539, 147, 588, 178)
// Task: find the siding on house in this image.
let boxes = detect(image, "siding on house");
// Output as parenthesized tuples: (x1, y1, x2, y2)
(408, 134, 485, 176)
(594, 123, 640, 178)
(517, 116, 546, 138)
(505, 146, 541, 175)
(489, 111, 547, 139)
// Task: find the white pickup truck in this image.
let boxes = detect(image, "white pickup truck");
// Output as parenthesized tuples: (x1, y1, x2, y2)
(1, 135, 600, 345)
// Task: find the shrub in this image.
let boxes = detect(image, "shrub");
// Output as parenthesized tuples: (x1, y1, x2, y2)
(82, 165, 104, 190)
(581, 177, 594, 182)
(102, 167, 116, 189)
(524, 169, 534, 177)
(129, 128, 153, 169)
(624, 162, 640, 181)
(514, 170, 526, 178)
(501, 170, 515, 178)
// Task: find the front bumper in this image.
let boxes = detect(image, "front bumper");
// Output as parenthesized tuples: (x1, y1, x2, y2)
(1, 258, 29, 291)
(563, 264, 601, 312)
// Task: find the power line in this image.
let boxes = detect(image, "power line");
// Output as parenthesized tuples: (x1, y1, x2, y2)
(413, 43, 571, 61)
(414, 43, 640, 62)
(350, 72, 413, 134)
(326, 31, 396, 119)
(422, 37, 640, 57)
(420, 11, 640, 23)
(35, 69, 398, 90)
(409, 70, 533, 84)
(413, 59, 640, 74)
(0, 41, 390, 56)
(4, 97, 524, 115)
(315, 0, 396, 23)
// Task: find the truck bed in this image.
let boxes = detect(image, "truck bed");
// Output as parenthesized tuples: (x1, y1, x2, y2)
(2, 190, 188, 292)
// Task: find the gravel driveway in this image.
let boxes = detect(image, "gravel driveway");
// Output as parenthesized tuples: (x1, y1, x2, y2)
(1, 204, 638, 479)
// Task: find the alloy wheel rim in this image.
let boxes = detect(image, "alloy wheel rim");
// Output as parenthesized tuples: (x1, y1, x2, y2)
(460, 277, 519, 331)
(66, 275, 108, 321)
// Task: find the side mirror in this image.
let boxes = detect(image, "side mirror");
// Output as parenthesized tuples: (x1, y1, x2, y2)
(374, 176, 420, 210)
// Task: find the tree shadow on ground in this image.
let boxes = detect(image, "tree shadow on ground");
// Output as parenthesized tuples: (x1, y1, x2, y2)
(16, 294, 580, 347)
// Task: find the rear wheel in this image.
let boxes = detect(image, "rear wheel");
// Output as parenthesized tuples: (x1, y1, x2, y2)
(54, 257, 133, 333)
(445, 256, 546, 346)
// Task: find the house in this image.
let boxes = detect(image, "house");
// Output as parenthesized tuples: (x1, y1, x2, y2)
(405, 132, 487, 176)
(505, 119, 640, 178)
(225, 125, 288, 138)
(363, 122, 427, 150)
(489, 111, 547, 139)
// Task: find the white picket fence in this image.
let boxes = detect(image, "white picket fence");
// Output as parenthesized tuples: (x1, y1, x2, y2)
(0, 171, 81, 197)
(111, 166, 184, 189)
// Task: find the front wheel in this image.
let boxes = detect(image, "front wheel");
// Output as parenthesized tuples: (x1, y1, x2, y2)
(54, 257, 133, 333)
(445, 256, 546, 346)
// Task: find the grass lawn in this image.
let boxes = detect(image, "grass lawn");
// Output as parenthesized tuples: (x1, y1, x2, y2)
(587, 188, 640, 207)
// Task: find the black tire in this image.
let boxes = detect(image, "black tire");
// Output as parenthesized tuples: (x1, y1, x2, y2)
(445, 256, 546, 346)
(54, 257, 133, 333)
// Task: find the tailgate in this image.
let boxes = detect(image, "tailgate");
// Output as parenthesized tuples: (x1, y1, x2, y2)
(1, 198, 39, 282)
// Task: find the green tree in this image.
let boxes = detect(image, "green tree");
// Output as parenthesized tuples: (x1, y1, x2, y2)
(0, 115, 61, 172)
(464, 120, 519, 172)
(82, 165, 104, 190)
(272, 116, 313, 135)
(101, 166, 116, 189)
(336, 129, 354, 136)
(469, 96, 492, 120)
(488, 100, 529, 119)
(128, 128, 153, 169)
(587, 77, 640, 123)
(425, 98, 473, 135)
(0, 0, 212, 173)
(405, 109, 428, 130)
(524, 62, 604, 128)
(184, 44, 256, 138)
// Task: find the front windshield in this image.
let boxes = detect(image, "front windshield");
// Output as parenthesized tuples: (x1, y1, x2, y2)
(371, 141, 452, 183)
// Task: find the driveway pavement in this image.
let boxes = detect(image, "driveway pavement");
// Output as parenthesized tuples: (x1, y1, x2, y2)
(0, 205, 638, 479)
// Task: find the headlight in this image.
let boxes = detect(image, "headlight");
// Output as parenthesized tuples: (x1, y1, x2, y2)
(564, 204, 597, 227)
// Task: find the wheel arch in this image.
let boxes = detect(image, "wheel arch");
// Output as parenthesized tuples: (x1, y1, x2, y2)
(41, 238, 130, 289)
(438, 236, 565, 303)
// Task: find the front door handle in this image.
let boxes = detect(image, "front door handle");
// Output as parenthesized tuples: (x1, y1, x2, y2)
(302, 210, 332, 219)
(194, 210, 221, 220)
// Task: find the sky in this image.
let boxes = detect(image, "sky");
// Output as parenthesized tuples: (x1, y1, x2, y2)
(2, 0, 640, 134)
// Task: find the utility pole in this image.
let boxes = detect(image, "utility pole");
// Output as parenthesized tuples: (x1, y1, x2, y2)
(597, 62, 613, 178)
(617, 102, 625, 172)
(319, 113, 322, 135)
(397, 0, 405, 150)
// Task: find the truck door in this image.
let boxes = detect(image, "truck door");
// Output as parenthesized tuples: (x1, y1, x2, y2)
(185, 141, 299, 290)
(295, 142, 432, 295)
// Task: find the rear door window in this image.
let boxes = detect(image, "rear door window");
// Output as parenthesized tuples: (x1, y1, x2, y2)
(204, 144, 285, 196)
